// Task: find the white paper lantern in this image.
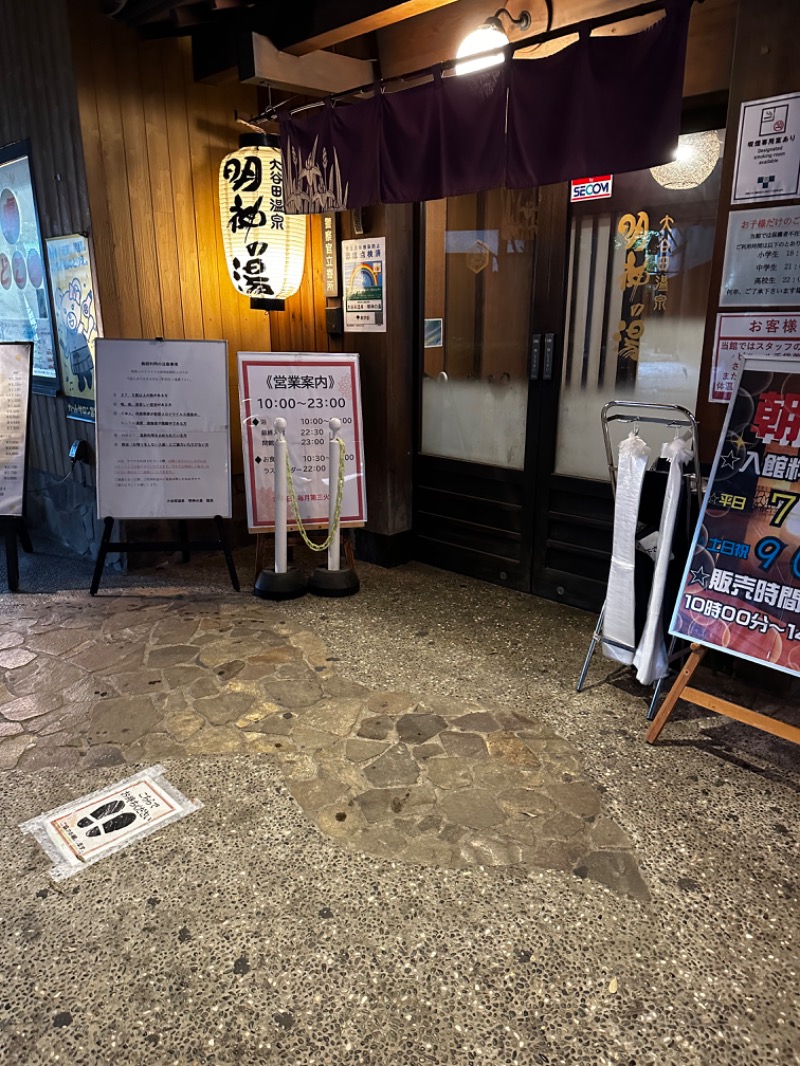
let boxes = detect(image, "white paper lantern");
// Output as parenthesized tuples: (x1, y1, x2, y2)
(219, 136, 307, 302)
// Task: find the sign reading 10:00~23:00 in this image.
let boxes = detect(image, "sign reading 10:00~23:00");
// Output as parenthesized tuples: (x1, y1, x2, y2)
(670, 357, 800, 677)
(237, 353, 366, 534)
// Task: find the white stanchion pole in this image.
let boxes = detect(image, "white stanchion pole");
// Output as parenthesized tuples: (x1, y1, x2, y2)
(327, 417, 341, 573)
(274, 416, 288, 574)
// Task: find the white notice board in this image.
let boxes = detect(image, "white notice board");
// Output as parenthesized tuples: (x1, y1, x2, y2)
(720, 206, 800, 307)
(95, 339, 232, 520)
(238, 353, 366, 532)
(0, 342, 31, 516)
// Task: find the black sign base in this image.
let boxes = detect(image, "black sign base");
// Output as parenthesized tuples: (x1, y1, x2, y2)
(90, 516, 240, 596)
(1, 518, 32, 592)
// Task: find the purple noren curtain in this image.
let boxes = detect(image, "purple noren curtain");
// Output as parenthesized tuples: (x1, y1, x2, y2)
(280, 0, 693, 213)
(506, 0, 692, 187)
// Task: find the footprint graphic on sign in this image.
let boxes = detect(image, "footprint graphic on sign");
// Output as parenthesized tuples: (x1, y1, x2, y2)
(77, 800, 136, 838)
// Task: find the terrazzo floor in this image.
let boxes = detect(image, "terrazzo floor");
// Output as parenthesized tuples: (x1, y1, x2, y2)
(0, 539, 798, 1065)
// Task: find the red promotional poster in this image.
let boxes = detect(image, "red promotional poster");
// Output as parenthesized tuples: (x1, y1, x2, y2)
(670, 357, 800, 677)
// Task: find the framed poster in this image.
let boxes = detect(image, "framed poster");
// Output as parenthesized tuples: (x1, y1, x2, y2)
(670, 356, 800, 677)
(709, 313, 800, 403)
(238, 352, 366, 533)
(0, 342, 32, 516)
(732, 92, 800, 205)
(0, 141, 58, 393)
(95, 339, 232, 520)
(46, 234, 102, 423)
(720, 206, 800, 307)
(342, 237, 386, 332)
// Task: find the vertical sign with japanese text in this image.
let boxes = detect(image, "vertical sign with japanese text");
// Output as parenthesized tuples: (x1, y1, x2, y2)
(95, 339, 232, 520)
(612, 210, 674, 372)
(238, 353, 366, 533)
(670, 357, 800, 677)
(342, 238, 386, 332)
(322, 213, 339, 297)
(0, 342, 31, 516)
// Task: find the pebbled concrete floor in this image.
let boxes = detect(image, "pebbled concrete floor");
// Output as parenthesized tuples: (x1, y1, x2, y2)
(0, 537, 798, 1065)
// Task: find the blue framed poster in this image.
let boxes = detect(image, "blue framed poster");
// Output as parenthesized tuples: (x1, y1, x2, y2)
(0, 140, 58, 394)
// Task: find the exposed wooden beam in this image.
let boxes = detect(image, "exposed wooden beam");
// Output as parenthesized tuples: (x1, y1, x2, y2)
(240, 33, 375, 95)
(269, 0, 461, 57)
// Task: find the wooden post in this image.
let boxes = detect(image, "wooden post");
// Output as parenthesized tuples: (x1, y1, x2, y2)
(645, 644, 706, 743)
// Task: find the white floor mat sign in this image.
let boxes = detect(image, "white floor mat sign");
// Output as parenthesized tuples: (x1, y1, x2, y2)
(20, 766, 201, 881)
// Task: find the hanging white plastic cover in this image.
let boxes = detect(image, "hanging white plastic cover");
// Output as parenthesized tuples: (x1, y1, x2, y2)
(602, 432, 651, 664)
(633, 435, 694, 685)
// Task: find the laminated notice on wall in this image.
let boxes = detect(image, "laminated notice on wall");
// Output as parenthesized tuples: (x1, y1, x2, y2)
(95, 339, 232, 520)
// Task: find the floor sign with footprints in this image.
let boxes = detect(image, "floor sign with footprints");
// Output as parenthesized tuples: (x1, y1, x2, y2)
(20, 765, 201, 881)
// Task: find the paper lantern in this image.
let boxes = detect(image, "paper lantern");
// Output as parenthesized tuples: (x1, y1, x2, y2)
(218, 135, 306, 302)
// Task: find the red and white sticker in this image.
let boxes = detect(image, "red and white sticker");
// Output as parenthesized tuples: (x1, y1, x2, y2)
(570, 176, 613, 202)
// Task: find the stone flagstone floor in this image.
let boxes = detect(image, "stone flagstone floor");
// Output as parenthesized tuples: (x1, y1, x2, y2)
(0, 593, 647, 900)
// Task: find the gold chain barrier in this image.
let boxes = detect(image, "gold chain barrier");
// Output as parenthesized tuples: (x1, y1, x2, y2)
(285, 436, 346, 552)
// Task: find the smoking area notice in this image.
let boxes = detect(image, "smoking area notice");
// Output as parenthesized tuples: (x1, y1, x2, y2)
(732, 92, 800, 205)
(238, 353, 366, 532)
(95, 339, 232, 520)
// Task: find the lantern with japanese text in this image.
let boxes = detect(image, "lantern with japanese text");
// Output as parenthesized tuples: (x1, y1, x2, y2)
(218, 134, 306, 304)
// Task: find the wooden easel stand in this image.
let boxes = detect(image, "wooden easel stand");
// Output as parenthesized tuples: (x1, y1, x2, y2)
(90, 515, 240, 595)
(645, 642, 800, 746)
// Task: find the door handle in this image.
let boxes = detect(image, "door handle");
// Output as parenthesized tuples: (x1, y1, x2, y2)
(529, 334, 542, 380)
(543, 333, 556, 382)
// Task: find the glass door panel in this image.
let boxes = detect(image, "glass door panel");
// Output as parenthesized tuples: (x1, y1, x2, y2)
(555, 131, 724, 480)
(421, 188, 538, 469)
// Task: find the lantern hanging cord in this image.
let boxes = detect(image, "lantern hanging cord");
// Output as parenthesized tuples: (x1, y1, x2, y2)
(285, 437, 346, 552)
(249, 0, 702, 125)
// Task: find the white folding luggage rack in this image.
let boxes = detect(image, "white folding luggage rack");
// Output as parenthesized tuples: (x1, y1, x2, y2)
(576, 400, 705, 719)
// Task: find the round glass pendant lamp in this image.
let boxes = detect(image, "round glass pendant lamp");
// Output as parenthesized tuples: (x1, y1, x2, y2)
(455, 22, 510, 75)
(650, 131, 722, 191)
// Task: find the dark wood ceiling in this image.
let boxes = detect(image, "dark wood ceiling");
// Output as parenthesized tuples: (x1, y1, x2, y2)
(104, 0, 459, 53)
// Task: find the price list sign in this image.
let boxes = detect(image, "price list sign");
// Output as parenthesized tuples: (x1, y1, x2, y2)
(671, 356, 800, 677)
(238, 353, 366, 532)
(0, 342, 31, 516)
(95, 339, 232, 520)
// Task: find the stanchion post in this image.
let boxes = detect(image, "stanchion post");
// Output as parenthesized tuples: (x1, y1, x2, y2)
(274, 417, 288, 574)
(308, 416, 359, 597)
(253, 416, 308, 601)
(328, 418, 342, 573)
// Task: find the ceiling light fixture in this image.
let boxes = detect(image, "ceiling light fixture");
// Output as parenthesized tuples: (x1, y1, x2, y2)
(455, 7, 533, 76)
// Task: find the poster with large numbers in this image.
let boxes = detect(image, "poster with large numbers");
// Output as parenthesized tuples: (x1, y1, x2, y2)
(670, 357, 800, 677)
(46, 234, 102, 423)
(238, 353, 366, 533)
(0, 343, 32, 516)
(95, 339, 232, 520)
(0, 146, 58, 391)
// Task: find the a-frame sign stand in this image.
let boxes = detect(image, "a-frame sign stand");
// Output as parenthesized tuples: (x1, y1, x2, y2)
(645, 642, 800, 747)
